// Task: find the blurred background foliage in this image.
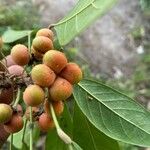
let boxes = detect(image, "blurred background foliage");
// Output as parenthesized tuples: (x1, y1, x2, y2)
(0, 0, 150, 150)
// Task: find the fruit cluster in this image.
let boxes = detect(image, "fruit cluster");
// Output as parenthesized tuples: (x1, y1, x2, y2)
(0, 28, 82, 134)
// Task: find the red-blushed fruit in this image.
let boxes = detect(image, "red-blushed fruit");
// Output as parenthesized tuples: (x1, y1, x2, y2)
(25, 106, 39, 121)
(49, 77, 73, 101)
(0, 37, 3, 49)
(60, 63, 82, 84)
(31, 46, 43, 60)
(43, 50, 67, 74)
(52, 101, 64, 116)
(23, 85, 45, 107)
(0, 87, 13, 104)
(8, 65, 25, 77)
(38, 113, 54, 132)
(2, 55, 16, 67)
(36, 28, 54, 41)
(11, 44, 30, 66)
(4, 114, 23, 133)
(0, 104, 13, 124)
(32, 36, 53, 54)
(31, 64, 56, 87)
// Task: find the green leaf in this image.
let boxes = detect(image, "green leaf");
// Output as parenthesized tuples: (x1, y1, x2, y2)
(73, 79, 150, 147)
(73, 103, 120, 150)
(45, 104, 73, 150)
(2, 29, 32, 43)
(54, 0, 118, 45)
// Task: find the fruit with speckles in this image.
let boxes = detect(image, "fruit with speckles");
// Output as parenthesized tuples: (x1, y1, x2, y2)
(43, 50, 67, 74)
(11, 44, 30, 66)
(23, 85, 45, 107)
(60, 63, 82, 84)
(32, 36, 53, 54)
(36, 28, 54, 41)
(49, 77, 73, 101)
(31, 64, 56, 87)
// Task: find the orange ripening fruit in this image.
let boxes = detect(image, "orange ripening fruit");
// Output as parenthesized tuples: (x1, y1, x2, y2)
(31, 64, 56, 87)
(49, 77, 73, 101)
(23, 85, 45, 107)
(52, 101, 64, 116)
(36, 28, 54, 41)
(60, 63, 82, 84)
(11, 44, 30, 66)
(4, 114, 23, 133)
(31, 46, 43, 60)
(38, 113, 54, 132)
(32, 36, 53, 54)
(43, 50, 68, 74)
(0, 104, 13, 124)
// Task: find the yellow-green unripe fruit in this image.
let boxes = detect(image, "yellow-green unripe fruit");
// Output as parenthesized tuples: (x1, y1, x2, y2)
(32, 36, 53, 54)
(0, 104, 13, 124)
(49, 77, 73, 101)
(43, 50, 68, 74)
(60, 63, 82, 84)
(11, 44, 30, 66)
(31, 64, 56, 87)
(36, 28, 54, 41)
(23, 85, 45, 107)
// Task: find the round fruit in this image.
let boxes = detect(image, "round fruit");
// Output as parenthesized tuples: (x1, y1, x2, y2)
(49, 77, 73, 101)
(4, 114, 23, 133)
(0, 87, 13, 104)
(31, 64, 56, 87)
(23, 85, 45, 107)
(32, 36, 53, 54)
(36, 28, 54, 40)
(0, 37, 3, 49)
(38, 113, 54, 132)
(2, 55, 16, 67)
(25, 106, 39, 121)
(52, 101, 64, 116)
(60, 63, 82, 84)
(8, 65, 25, 77)
(43, 50, 67, 74)
(11, 44, 30, 66)
(0, 104, 13, 124)
(31, 46, 43, 60)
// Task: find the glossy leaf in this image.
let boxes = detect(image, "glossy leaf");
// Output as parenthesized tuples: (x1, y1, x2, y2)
(73, 79, 150, 147)
(2, 29, 32, 43)
(73, 103, 120, 150)
(54, 0, 118, 45)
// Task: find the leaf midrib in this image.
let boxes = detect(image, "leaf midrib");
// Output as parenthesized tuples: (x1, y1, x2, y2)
(78, 83, 150, 136)
(52, 0, 97, 26)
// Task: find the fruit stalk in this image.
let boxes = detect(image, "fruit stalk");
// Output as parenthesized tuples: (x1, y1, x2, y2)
(50, 103, 73, 147)
(30, 107, 33, 150)
(10, 134, 13, 150)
